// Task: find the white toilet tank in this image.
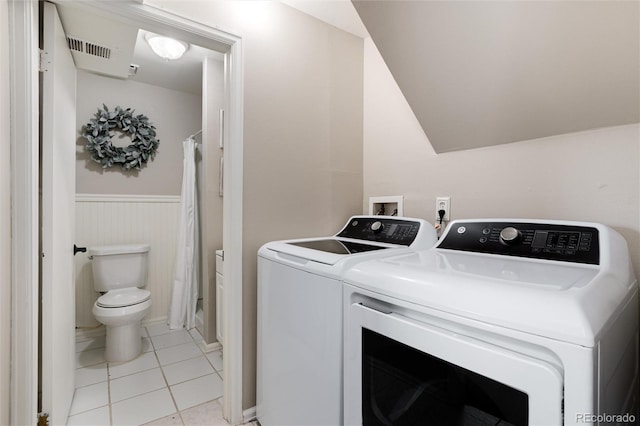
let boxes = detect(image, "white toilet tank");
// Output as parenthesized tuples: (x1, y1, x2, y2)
(88, 244, 150, 292)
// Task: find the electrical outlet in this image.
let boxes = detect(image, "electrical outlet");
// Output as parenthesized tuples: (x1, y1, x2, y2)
(436, 197, 451, 222)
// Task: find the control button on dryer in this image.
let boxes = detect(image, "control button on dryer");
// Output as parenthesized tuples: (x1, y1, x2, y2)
(371, 221, 384, 234)
(499, 227, 522, 245)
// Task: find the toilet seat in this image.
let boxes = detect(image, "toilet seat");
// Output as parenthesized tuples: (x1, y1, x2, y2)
(97, 288, 151, 308)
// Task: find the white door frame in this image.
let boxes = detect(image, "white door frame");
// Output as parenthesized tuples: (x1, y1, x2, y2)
(8, 0, 39, 424)
(9, 1, 245, 424)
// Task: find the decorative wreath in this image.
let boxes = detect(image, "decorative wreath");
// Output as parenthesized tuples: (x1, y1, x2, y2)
(82, 105, 160, 170)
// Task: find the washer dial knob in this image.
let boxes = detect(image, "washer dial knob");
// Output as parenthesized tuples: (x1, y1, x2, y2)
(371, 221, 384, 234)
(499, 227, 521, 245)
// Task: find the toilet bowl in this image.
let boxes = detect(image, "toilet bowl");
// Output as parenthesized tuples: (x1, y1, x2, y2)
(93, 288, 152, 362)
(88, 244, 152, 362)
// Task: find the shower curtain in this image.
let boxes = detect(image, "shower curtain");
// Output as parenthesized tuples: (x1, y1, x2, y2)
(168, 137, 200, 330)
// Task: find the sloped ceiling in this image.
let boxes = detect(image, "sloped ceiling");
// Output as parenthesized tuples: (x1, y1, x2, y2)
(353, 1, 640, 153)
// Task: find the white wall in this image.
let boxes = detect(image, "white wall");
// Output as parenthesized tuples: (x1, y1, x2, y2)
(0, 0, 11, 422)
(75, 70, 202, 195)
(363, 37, 640, 274)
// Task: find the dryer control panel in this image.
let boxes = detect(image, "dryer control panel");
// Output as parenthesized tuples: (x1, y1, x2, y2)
(438, 221, 600, 265)
(337, 217, 421, 246)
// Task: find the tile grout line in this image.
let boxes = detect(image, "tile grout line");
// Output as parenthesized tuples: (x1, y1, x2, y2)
(69, 338, 109, 424)
(170, 326, 225, 423)
(189, 328, 224, 375)
(149, 325, 186, 426)
(72, 325, 227, 425)
(106, 360, 113, 426)
(107, 330, 120, 425)
(189, 328, 226, 394)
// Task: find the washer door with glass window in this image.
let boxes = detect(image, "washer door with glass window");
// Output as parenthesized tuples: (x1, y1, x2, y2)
(344, 301, 564, 426)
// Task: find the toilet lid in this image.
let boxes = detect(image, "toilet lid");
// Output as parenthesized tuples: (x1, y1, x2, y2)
(97, 288, 151, 308)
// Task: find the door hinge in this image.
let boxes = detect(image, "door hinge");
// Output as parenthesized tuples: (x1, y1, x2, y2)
(37, 412, 49, 426)
(39, 49, 50, 73)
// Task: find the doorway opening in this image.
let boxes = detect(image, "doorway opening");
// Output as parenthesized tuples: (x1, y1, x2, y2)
(66, 12, 225, 349)
(9, 0, 244, 424)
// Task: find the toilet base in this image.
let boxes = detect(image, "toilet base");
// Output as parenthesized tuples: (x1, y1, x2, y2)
(105, 323, 142, 362)
(93, 298, 152, 362)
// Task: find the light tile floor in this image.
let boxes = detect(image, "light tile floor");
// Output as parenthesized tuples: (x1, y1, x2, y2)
(69, 323, 255, 426)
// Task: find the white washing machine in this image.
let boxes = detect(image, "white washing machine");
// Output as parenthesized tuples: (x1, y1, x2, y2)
(343, 219, 638, 426)
(257, 215, 437, 426)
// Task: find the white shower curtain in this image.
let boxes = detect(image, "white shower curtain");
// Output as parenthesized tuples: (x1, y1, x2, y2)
(168, 137, 200, 330)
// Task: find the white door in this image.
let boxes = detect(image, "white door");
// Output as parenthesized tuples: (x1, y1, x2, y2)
(41, 2, 77, 424)
(344, 300, 564, 426)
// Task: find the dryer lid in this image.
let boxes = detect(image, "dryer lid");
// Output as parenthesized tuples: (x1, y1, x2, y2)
(97, 288, 150, 308)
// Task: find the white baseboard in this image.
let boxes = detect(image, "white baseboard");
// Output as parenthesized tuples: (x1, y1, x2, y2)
(202, 341, 222, 353)
(243, 406, 256, 423)
(75, 325, 105, 340)
(142, 316, 168, 327)
(75, 317, 223, 358)
(76, 316, 166, 341)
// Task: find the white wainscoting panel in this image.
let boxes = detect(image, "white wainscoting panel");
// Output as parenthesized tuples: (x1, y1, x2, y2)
(75, 194, 180, 328)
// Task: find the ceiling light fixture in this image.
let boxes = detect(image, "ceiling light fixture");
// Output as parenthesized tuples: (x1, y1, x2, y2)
(146, 34, 188, 60)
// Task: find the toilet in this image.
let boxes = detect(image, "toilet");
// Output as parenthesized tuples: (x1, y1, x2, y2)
(89, 244, 152, 362)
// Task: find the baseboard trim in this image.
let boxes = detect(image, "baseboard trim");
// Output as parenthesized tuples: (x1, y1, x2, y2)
(202, 341, 223, 353)
(75, 325, 105, 340)
(142, 316, 168, 327)
(243, 406, 256, 423)
(76, 316, 167, 341)
(75, 318, 222, 356)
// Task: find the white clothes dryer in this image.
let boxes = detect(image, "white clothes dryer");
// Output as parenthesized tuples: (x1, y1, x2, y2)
(343, 219, 638, 426)
(257, 215, 437, 426)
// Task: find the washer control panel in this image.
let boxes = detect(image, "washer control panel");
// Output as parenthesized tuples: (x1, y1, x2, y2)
(337, 217, 421, 246)
(438, 221, 599, 264)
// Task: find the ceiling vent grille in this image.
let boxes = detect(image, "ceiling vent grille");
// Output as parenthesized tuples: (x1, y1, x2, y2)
(66, 36, 112, 59)
(66, 36, 83, 53)
(85, 42, 111, 59)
